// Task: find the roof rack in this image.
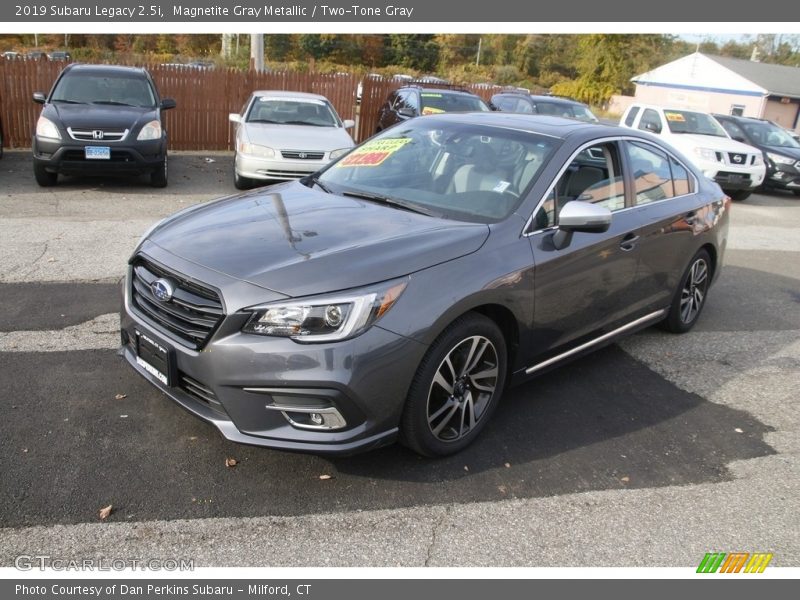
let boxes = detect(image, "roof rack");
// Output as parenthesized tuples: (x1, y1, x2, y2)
(399, 81, 471, 93)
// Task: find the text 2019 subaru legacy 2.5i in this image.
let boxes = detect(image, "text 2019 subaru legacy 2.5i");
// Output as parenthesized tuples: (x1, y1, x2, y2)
(121, 113, 729, 457)
(32, 64, 176, 187)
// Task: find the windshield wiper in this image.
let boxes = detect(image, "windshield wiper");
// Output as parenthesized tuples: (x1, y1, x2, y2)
(92, 100, 136, 106)
(248, 118, 279, 124)
(283, 120, 327, 127)
(341, 191, 441, 217)
(52, 99, 85, 104)
(307, 174, 333, 194)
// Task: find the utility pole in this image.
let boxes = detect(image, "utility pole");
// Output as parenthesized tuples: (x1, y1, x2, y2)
(476, 37, 482, 66)
(250, 33, 264, 72)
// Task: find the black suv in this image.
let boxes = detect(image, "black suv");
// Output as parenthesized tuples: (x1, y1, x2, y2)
(32, 64, 176, 187)
(375, 85, 490, 132)
(713, 114, 800, 195)
(491, 92, 599, 123)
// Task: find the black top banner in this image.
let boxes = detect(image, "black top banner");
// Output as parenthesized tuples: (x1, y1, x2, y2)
(1, 0, 792, 22)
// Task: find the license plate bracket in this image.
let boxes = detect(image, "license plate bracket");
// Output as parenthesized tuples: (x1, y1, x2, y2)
(135, 330, 175, 386)
(85, 146, 111, 160)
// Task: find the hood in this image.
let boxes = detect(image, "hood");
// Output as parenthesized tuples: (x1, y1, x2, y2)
(46, 103, 157, 130)
(148, 182, 489, 297)
(668, 133, 759, 154)
(763, 145, 800, 160)
(242, 123, 354, 152)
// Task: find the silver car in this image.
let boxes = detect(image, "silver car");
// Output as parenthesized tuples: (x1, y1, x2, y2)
(229, 91, 355, 189)
(121, 113, 729, 457)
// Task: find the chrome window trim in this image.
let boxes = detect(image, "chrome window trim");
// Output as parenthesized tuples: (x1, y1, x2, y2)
(521, 135, 700, 237)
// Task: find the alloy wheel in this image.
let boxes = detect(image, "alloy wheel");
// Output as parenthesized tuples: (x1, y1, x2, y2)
(680, 258, 709, 324)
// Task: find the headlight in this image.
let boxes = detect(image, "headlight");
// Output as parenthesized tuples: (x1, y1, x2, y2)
(329, 147, 351, 160)
(766, 152, 794, 165)
(752, 154, 764, 166)
(137, 120, 162, 141)
(693, 147, 719, 162)
(238, 141, 275, 158)
(242, 280, 408, 342)
(36, 116, 60, 140)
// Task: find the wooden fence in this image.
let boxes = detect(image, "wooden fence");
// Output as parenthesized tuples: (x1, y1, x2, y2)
(1, 59, 516, 150)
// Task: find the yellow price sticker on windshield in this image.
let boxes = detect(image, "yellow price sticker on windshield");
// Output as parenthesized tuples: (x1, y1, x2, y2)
(665, 112, 686, 122)
(421, 106, 445, 115)
(336, 138, 411, 167)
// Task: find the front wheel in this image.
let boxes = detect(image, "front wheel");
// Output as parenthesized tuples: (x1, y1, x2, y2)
(727, 189, 751, 201)
(33, 162, 57, 186)
(659, 249, 711, 333)
(792, 190, 800, 197)
(150, 154, 168, 188)
(400, 313, 507, 457)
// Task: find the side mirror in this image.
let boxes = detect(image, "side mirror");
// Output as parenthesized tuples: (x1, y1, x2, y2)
(228, 113, 242, 124)
(342, 119, 355, 129)
(32, 92, 46, 104)
(551, 201, 612, 250)
(644, 122, 662, 134)
(397, 107, 416, 118)
(160, 98, 176, 110)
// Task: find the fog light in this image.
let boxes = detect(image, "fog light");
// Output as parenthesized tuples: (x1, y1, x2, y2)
(310, 413, 324, 425)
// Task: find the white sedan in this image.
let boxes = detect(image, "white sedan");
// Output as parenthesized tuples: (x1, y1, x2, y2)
(229, 91, 355, 189)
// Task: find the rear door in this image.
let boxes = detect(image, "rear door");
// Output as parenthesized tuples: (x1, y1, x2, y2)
(526, 139, 645, 360)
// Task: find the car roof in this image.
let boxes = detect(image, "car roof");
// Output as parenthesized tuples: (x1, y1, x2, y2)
(250, 90, 330, 102)
(399, 86, 480, 97)
(64, 63, 148, 77)
(713, 113, 770, 125)
(416, 111, 637, 140)
(493, 92, 588, 107)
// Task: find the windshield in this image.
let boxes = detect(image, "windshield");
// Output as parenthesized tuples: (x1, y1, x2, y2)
(664, 110, 727, 137)
(246, 97, 340, 127)
(535, 101, 597, 122)
(420, 92, 490, 115)
(741, 121, 800, 149)
(51, 72, 156, 107)
(316, 119, 558, 223)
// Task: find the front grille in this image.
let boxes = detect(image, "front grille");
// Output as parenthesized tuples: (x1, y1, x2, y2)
(67, 128, 128, 142)
(727, 152, 747, 165)
(281, 150, 325, 160)
(130, 258, 224, 349)
(259, 168, 314, 179)
(180, 373, 225, 414)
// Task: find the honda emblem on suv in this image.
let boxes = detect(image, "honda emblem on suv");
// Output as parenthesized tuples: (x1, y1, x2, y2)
(92, 130, 104, 140)
(151, 278, 174, 302)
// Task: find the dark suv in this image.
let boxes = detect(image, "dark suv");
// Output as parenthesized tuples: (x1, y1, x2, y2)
(375, 85, 490, 132)
(32, 64, 176, 187)
(714, 113, 800, 195)
(491, 92, 599, 123)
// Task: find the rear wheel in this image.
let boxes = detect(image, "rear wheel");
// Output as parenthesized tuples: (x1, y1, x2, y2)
(150, 154, 168, 188)
(400, 313, 507, 457)
(728, 189, 751, 201)
(659, 249, 711, 333)
(33, 162, 57, 186)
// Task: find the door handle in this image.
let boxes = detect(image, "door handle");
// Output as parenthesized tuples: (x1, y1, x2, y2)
(619, 233, 640, 252)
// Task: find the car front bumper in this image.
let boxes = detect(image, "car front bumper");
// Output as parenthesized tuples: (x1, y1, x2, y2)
(33, 136, 166, 176)
(695, 158, 765, 191)
(235, 152, 330, 181)
(119, 264, 428, 455)
(765, 162, 800, 190)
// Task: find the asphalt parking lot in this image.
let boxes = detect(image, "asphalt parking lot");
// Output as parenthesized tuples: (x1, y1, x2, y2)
(0, 149, 798, 567)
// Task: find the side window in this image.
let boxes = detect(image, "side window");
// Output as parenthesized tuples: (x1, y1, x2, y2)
(626, 141, 674, 205)
(515, 98, 534, 113)
(531, 142, 626, 230)
(719, 120, 745, 141)
(624, 106, 640, 127)
(495, 96, 515, 111)
(638, 109, 662, 134)
(670, 157, 692, 196)
(406, 91, 420, 113)
(388, 92, 400, 110)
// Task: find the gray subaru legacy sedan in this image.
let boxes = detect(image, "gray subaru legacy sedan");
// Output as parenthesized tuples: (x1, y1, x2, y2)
(120, 113, 729, 457)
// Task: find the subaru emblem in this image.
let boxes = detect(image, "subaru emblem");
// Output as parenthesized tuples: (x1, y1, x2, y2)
(151, 278, 174, 302)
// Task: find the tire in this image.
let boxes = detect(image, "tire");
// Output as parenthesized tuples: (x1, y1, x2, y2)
(792, 190, 800, 197)
(728, 189, 751, 201)
(33, 162, 57, 186)
(400, 313, 507, 457)
(150, 154, 168, 188)
(233, 169, 252, 190)
(659, 249, 712, 334)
